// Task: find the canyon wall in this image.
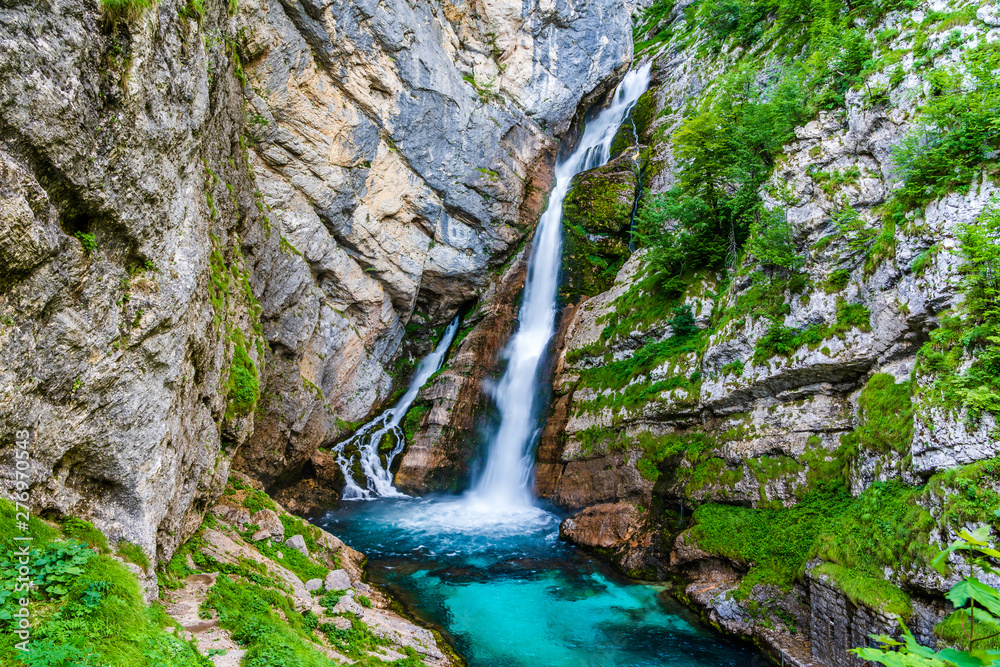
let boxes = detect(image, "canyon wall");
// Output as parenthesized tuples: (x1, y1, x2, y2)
(0, 0, 633, 563)
(534, 1, 1000, 664)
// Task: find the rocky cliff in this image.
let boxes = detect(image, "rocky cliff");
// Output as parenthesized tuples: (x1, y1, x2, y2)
(532, 1, 1000, 665)
(0, 0, 633, 566)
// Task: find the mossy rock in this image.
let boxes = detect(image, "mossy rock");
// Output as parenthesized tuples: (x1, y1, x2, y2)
(560, 154, 638, 300)
(609, 90, 657, 159)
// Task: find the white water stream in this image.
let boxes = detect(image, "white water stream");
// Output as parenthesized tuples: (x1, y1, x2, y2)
(466, 64, 653, 513)
(331, 316, 460, 499)
(330, 63, 651, 514)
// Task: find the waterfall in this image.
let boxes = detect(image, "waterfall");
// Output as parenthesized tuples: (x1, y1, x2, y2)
(332, 316, 461, 500)
(468, 64, 653, 511)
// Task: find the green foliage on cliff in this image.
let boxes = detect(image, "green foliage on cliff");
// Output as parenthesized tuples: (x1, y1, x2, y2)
(207, 574, 331, 667)
(839, 373, 914, 457)
(227, 330, 260, 418)
(813, 562, 912, 618)
(855, 528, 1000, 666)
(815, 480, 935, 583)
(636, 69, 809, 291)
(100, 0, 158, 23)
(690, 482, 851, 598)
(891, 42, 1000, 216)
(751, 298, 871, 364)
(917, 199, 1000, 420)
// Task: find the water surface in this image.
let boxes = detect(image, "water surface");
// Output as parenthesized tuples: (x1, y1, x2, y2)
(317, 497, 757, 667)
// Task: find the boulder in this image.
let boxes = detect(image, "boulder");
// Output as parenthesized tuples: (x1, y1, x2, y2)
(251, 510, 284, 541)
(211, 504, 251, 529)
(325, 568, 352, 591)
(285, 534, 309, 557)
(305, 578, 323, 592)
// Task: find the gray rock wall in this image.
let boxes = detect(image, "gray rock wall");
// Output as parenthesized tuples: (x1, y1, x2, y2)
(0, 0, 633, 563)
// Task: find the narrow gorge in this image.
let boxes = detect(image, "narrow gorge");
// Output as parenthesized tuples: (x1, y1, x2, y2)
(2, 0, 1000, 665)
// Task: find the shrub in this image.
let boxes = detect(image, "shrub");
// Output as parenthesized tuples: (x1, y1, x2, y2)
(74, 231, 97, 253)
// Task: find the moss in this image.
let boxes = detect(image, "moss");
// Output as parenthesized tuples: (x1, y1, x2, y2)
(753, 298, 870, 364)
(226, 329, 259, 418)
(840, 373, 914, 457)
(560, 158, 637, 300)
(813, 562, 912, 618)
(815, 480, 936, 578)
(823, 268, 851, 293)
(100, 0, 157, 22)
(690, 483, 852, 598)
(745, 455, 805, 485)
(398, 404, 429, 443)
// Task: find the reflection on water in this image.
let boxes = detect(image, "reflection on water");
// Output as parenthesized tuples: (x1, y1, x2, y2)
(316, 497, 759, 667)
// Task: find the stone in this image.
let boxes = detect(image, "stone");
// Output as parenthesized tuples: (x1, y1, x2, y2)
(325, 569, 352, 592)
(305, 578, 323, 592)
(560, 503, 642, 549)
(211, 504, 252, 529)
(285, 534, 309, 557)
(251, 510, 284, 542)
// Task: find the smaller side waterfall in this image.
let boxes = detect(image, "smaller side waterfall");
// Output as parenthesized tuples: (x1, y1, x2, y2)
(332, 316, 461, 500)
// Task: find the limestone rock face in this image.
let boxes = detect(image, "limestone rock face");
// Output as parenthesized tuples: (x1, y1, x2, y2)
(544, 3, 1000, 664)
(0, 0, 632, 563)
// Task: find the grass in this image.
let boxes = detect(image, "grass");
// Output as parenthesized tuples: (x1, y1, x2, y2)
(752, 298, 871, 364)
(60, 517, 110, 554)
(839, 373, 914, 457)
(690, 483, 851, 598)
(0, 500, 207, 667)
(116, 541, 151, 572)
(206, 575, 330, 667)
(100, 0, 158, 22)
(814, 481, 936, 580)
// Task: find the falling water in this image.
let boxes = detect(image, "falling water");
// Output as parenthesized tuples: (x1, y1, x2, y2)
(332, 316, 461, 500)
(468, 64, 652, 511)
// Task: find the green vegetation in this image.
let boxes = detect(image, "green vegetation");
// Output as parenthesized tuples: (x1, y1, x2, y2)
(100, 0, 157, 22)
(226, 330, 259, 418)
(916, 200, 1000, 420)
(0, 500, 208, 666)
(856, 528, 1000, 666)
(890, 43, 1000, 216)
(561, 165, 636, 299)
(206, 575, 331, 667)
(839, 373, 914, 457)
(116, 541, 151, 572)
(752, 298, 870, 364)
(179, 0, 205, 22)
(60, 517, 110, 553)
(74, 231, 97, 253)
(690, 483, 851, 598)
(815, 480, 935, 591)
(402, 404, 430, 442)
(814, 562, 912, 618)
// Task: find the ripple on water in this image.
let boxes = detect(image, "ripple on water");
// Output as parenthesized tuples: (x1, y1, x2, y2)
(316, 496, 759, 667)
